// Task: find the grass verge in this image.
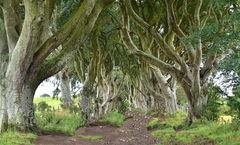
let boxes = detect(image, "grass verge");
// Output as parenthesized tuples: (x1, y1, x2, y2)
(36, 111, 84, 135)
(149, 112, 240, 145)
(98, 112, 125, 127)
(0, 131, 36, 145)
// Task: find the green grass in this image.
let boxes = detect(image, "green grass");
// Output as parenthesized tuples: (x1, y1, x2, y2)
(146, 118, 162, 130)
(36, 111, 84, 135)
(146, 118, 160, 129)
(79, 135, 103, 141)
(146, 111, 187, 131)
(34, 97, 61, 110)
(34, 97, 80, 112)
(0, 98, 82, 144)
(161, 111, 187, 127)
(150, 111, 240, 145)
(0, 131, 36, 145)
(99, 112, 125, 127)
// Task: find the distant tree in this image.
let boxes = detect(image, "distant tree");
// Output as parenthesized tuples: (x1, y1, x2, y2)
(40, 94, 51, 98)
(59, 68, 72, 109)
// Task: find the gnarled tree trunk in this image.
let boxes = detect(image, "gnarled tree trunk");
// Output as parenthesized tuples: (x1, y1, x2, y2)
(5, 82, 37, 131)
(0, 0, 112, 132)
(0, 16, 8, 132)
(59, 68, 72, 109)
(80, 56, 98, 122)
(121, 0, 229, 121)
(95, 71, 124, 118)
(180, 80, 208, 123)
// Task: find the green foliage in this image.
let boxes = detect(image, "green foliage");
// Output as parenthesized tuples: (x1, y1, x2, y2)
(0, 131, 36, 145)
(146, 118, 170, 130)
(55, 0, 82, 28)
(162, 112, 187, 127)
(218, 102, 231, 116)
(147, 111, 187, 131)
(202, 85, 223, 121)
(221, 49, 240, 76)
(99, 112, 125, 127)
(69, 105, 80, 114)
(116, 97, 129, 113)
(78, 135, 103, 141)
(176, 85, 187, 106)
(132, 0, 164, 26)
(36, 111, 84, 135)
(37, 101, 51, 112)
(146, 118, 161, 130)
(34, 97, 61, 110)
(227, 87, 240, 120)
(151, 111, 240, 145)
(34, 97, 83, 135)
(152, 128, 176, 143)
(230, 118, 240, 131)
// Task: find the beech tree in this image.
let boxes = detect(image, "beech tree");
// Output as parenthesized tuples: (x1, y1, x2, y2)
(121, 0, 240, 122)
(0, 0, 113, 132)
(74, 18, 127, 121)
(59, 68, 72, 109)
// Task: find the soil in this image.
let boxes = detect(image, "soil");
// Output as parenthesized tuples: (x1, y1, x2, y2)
(33, 111, 160, 145)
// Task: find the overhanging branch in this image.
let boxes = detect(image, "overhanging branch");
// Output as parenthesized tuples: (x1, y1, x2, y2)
(32, 0, 98, 69)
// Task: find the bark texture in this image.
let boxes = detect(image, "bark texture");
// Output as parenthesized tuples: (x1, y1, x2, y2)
(0, 0, 113, 131)
(0, 17, 8, 132)
(121, 0, 226, 121)
(59, 68, 72, 109)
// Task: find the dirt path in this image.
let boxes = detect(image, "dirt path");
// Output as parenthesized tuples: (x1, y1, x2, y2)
(34, 112, 159, 145)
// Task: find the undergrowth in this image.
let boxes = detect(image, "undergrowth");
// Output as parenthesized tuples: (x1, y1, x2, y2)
(98, 112, 125, 127)
(149, 111, 240, 145)
(36, 111, 84, 135)
(0, 131, 36, 145)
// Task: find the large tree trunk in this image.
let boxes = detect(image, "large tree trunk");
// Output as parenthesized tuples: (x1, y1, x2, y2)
(81, 85, 94, 122)
(190, 95, 208, 118)
(0, 79, 7, 131)
(96, 79, 112, 117)
(142, 69, 178, 114)
(180, 78, 208, 124)
(188, 92, 208, 120)
(59, 68, 72, 109)
(5, 82, 36, 131)
(0, 0, 112, 132)
(129, 85, 153, 112)
(0, 17, 8, 131)
(80, 56, 98, 122)
(151, 87, 177, 114)
(157, 72, 178, 113)
(95, 73, 119, 119)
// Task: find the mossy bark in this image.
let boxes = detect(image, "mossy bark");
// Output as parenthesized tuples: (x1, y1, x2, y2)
(60, 68, 72, 109)
(0, 16, 8, 132)
(0, 0, 112, 132)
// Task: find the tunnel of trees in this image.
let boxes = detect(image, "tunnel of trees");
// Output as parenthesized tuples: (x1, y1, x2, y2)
(0, 1, 240, 142)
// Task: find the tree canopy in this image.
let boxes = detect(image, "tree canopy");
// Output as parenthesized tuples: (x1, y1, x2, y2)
(0, 0, 240, 132)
